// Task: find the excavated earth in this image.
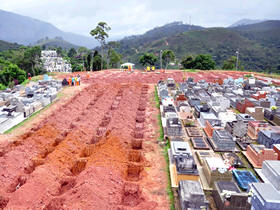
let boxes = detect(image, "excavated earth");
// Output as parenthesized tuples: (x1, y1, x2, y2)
(0, 70, 247, 210)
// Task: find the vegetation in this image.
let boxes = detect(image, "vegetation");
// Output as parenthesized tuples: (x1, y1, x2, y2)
(105, 42, 121, 68)
(222, 56, 241, 70)
(21, 75, 41, 86)
(90, 22, 111, 70)
(36, 37, 80, 50)
(0, 40, 21, 52)
(0, 59, 26, 86)
(181, 54, 215, 70)
(0, 43, 105, 88)
(139, 52, 158, 67)
(0, 45, 46, 88)
(113, 21, 280, 72)
(162, 50, 175, 69)
(154, 86, 175, 210)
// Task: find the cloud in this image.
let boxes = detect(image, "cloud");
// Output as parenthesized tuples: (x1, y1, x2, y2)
(0, 0, 279, 39)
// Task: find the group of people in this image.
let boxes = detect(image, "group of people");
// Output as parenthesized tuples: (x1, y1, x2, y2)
(68, 74, 81, 86)
(146, 66, 156, 72)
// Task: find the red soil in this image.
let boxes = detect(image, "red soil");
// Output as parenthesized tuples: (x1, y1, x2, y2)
(0, 70, 246, 209)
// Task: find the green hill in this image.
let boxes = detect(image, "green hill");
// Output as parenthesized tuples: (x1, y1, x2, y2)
(0, 40, 21, 52)
(0, 9, 98, 48)
(116, 21, 280, 71)
(36, 37, 80, 50)
(232, 20, 280, 49)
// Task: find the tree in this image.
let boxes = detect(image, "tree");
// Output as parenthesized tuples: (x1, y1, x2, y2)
(71, 63, 83, 72)
(108, 49, 122, 68)
(56, 47, 63, 56)
(67, 48, 77, 58)
(181, 54, 215, 70)
(193, 54, 215, 70)
(139, 53, 158, 67)
(106, 41, 121, 69)
(162, 50, 175, 69)
(181, 55, 195, 69)
(23, 46, 42, 76)
(222, 56, 240, 70)
(84, 53, 92, 71)
(92, 51, 103, 71)
(78, 47, 89, 54)
(0, 59, 26, 87)
(90, 22, 111, 70)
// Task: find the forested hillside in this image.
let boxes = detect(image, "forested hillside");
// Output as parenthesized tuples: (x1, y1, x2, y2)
(0, 40, 21, 52)
(115, 21, 280, 71)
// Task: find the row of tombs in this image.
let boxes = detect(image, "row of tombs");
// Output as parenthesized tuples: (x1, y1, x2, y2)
(157, 77, 280, 210)
(0, 76, 62, 133)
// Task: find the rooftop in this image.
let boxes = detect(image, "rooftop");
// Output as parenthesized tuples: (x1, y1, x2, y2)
(179, 180, 204, 200)
(248, 120, 269, 127)
(205, 157, 227, 170)
(216, 181, 240, 193)
(263, 160, 280, 176)
(261, 126, 280, 138)
(251, 183, 280, 202)
(215, 130, 232, 139)
(200, 112, 217, 120)
(274, 144, 280, 151)
(250, 144, 266, 153)
(171, 141, 192, 156)
(237, 113, 255, 122)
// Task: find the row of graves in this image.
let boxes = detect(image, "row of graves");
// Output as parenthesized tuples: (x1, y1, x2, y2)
(0, 75, 62, 133)
(157, 76, 280, 210)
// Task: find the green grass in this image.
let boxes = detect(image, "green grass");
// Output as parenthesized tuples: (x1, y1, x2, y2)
(47, 72, 56, 76)
(21, 75, 41, 86)
(232, 108, 241, 114)
(154, 85, 175, 210)
(182, 69, 198, 73)
(158, 114, 164, 140)
(0, 84, 6, 90)
(4, 102, 52, 134)
(154, 86, 160, 109)
(235, 149, 259, 179)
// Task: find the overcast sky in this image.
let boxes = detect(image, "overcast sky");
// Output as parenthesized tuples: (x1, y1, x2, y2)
(0, 0, 279, 39)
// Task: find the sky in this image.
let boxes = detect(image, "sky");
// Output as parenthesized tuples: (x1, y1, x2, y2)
(0, 0, 279, 39)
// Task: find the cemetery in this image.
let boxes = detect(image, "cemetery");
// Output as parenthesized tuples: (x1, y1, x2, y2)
(155, 71, 280, 209)
(1, 69, 280, 209)
(0, 75, 62, 133)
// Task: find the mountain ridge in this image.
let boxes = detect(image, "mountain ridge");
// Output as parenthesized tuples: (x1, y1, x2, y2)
(229, 19, 267, 27)
(115, 21, 280, 71)
(0, 9, 97, 48)
(0, 40, 22, 52)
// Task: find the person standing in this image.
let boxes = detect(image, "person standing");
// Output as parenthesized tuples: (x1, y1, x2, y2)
(71, 76, 75, 86)
(77, 74, 81, 85)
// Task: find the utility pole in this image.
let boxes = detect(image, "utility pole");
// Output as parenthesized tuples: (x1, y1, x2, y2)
(236, 49, 239, 70)
(160, 50, 163, 70)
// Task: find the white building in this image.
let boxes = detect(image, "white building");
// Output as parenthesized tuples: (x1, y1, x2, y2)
(41, 50, 72, 73)
(218, 110, 237, 127)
